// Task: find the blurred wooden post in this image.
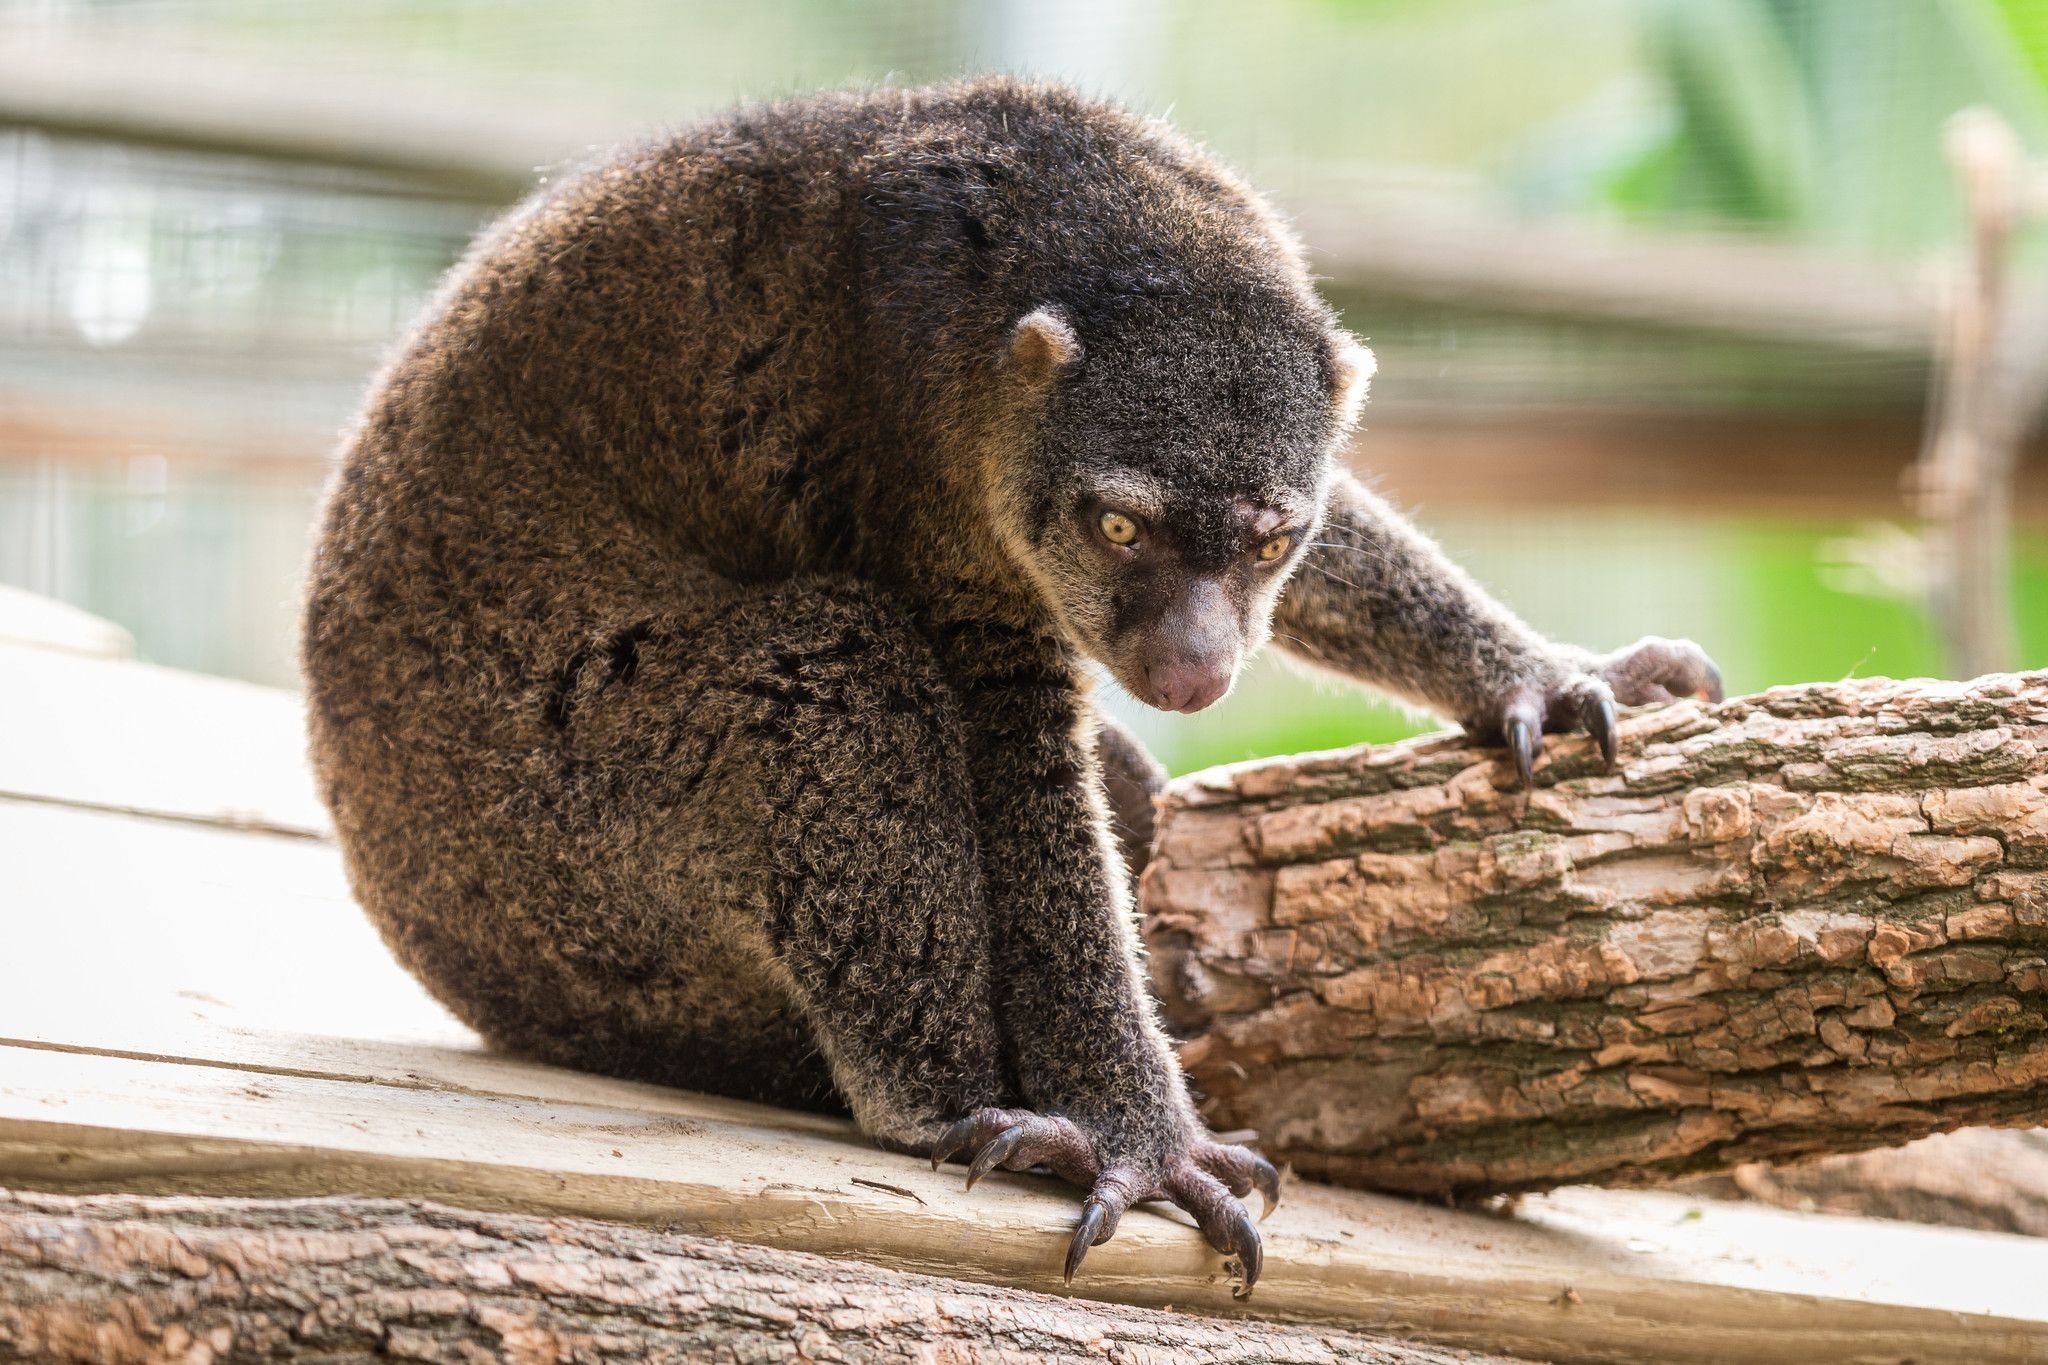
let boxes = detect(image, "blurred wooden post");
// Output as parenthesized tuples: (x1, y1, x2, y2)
(1911, 108, 2042, 678)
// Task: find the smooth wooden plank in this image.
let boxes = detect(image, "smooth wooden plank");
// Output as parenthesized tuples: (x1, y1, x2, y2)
(0, 796, 850, 1136)
(1, 798, 392, 1030)
(0, 642, 327, 837)
(0, 587, 133, 660)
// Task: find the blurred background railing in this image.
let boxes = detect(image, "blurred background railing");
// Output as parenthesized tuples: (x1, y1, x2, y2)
(6, 0, 2048, 773)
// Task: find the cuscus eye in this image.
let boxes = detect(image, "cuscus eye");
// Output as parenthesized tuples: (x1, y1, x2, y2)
(1257, 533, 1293, 563)
(1099, 510, 1140, 546)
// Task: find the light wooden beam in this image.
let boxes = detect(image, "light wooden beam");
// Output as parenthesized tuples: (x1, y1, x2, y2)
(1296, 201, 1936, 354)
(0, 36, 569, 200)
(0, 641, 327, 838)
(0, 35, 1939, 354)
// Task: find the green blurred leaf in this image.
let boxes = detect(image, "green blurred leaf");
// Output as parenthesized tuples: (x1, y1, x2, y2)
(1606, 0, 2048, 253)
(1992, 0, 2048, 87)
(1649, 0, 1817, 224)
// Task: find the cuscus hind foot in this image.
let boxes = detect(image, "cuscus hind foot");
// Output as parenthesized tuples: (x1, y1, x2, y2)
(930, 1107, 1280, 1297)
(1189, 1135, 1283, 1219)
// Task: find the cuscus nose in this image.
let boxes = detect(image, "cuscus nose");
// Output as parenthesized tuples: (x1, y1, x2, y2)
(1144, 656, 1234, 713)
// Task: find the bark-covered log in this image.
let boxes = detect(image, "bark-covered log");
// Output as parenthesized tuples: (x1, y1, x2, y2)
(0, 1190, 1506, 1365)
(1143, 672, 2048, 1196)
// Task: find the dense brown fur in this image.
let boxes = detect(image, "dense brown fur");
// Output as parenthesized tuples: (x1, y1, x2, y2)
(304, 78, 1717, 1289)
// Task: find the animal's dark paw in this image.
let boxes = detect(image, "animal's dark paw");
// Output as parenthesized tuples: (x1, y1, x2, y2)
(1471, 636, 1722, 787)
(1593, 635, 1723, 710)
(929, 1107, 1278, 1297)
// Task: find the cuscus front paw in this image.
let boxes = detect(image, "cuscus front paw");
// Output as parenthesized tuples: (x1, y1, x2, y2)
(929, 1107, 1279, 1296)
(1594, 635, 1724, 710)
(1476, 635, 1723, 787)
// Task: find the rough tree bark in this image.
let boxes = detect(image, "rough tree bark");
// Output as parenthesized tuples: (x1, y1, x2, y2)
(1143, 671, 2048, 1196)
(0, 1190, 1506, 1365)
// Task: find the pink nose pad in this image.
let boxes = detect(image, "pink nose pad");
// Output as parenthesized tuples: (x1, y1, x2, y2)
(1146, 659, 1233, 713)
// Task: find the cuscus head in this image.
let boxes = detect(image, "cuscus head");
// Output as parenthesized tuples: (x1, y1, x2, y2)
(988, 293, 1374, 714)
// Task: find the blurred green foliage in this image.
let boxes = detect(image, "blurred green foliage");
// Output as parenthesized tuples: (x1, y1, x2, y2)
(1608, 0, 2048, 253)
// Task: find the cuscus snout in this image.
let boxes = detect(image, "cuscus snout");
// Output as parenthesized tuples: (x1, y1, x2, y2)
(1142, 654, 1234, 713)
(1124, 578, 1243, 714)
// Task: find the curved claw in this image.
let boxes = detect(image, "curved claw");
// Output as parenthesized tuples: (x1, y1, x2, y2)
(966, 1124, 1026, 1190)
(1222, 1203, 1264, 1297)
(1505, 712, 1539, 788)
(1702, 658, 1726, 705)
(1249, 1153, 1282, 1220)
(1166, 1161, 1267, 1298)
(930, 1115, 982, 1171)
(1064, 1198, 1110, 1285)
(1581, 688, 1618, 769)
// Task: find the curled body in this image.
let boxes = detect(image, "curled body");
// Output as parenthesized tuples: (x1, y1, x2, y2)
(303, 78, 1718, 1291)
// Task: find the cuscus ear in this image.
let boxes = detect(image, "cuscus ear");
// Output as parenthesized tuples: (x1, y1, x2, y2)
(1327, 332, 1376, 434)
(1009, 307, 1082, 386)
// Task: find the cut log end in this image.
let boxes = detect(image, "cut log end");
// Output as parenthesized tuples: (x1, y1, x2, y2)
(1142, 671, 2048, 1196)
